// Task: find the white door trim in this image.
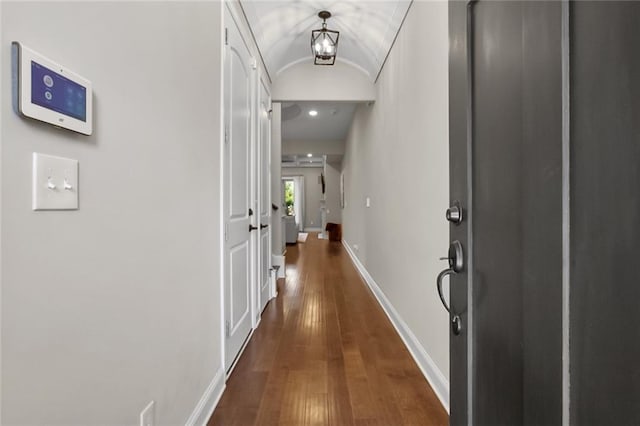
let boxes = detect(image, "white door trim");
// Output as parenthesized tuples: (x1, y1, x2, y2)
(0, 3, 4, 419)
(257, 71, 274, 311)
(218, 0, 226, 379)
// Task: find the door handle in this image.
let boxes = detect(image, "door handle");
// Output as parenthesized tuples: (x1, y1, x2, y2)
(437, 268, 455, 314)
(436, 240, 464, 335)
(249, 225, 258, 232)
(260, 224, 268, 229)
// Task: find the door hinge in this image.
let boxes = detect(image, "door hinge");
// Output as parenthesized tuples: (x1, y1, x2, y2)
(224, 223, 229, 242)
(224, 28, 228, 45)
(224, 126, 229, 144)
(225, 320, 230, 337)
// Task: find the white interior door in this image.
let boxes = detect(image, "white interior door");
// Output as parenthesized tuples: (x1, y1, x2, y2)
(258, 78, 272, 313)
(223, 8, 253, 371)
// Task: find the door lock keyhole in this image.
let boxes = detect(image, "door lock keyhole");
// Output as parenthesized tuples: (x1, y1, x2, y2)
(447, 241, 464, 273)
(452, 315, 462, 335)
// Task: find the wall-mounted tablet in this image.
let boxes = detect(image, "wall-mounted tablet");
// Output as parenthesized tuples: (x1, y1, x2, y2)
(12, 42, 93, 135)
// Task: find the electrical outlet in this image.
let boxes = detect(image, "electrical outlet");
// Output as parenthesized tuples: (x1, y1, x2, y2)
(353, 244, 359, 251)
(140, 401, 155, 426)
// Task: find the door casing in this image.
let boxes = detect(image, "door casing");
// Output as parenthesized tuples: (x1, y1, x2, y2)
(257, 74, 273, 316)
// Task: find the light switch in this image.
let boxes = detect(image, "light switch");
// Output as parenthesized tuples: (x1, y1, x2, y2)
(366, 197, 371, 208)
(32, 153, 79, 210)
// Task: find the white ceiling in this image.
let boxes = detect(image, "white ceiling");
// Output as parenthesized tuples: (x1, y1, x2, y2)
(282, 101, 356, 141)
(241, 0, 412, 81)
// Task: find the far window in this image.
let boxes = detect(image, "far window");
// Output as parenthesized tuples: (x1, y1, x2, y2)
(284, 180, 295, 216)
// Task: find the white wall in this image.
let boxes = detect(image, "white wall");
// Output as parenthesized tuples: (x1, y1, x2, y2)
(341, 0, 450, 406)
(1, 2, 222, 424)
(272, 60, 375, 102)
(282, 167, 323, 230)
(325, 161, 342, 224)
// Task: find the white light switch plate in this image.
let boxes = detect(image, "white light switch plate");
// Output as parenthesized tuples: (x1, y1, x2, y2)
(32, 153, 79, 210)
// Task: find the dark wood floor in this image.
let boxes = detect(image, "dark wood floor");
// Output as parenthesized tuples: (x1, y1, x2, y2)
(208, 233, 448, 425)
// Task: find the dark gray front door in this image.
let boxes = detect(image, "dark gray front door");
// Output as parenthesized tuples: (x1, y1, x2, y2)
(449, 1, 640, 425)
(448, 1, 564, 424)
(570, 2, 640, 424)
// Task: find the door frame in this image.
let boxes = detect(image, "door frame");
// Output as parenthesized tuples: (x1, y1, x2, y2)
(259, 73, 276, 306)
(254, 70, 273, 322)
(448, 2, 474, 423)
(560, 2, 570, 422)
(218, 0, 225, 378)
(248, 42, 257, 330)
(0, 3, 4, 419)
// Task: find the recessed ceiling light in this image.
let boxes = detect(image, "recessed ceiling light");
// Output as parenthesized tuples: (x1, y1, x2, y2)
(307, 153, 313, 157)
(308, 110, 318, 117)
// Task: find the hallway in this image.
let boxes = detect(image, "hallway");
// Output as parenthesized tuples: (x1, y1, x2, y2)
(209, 234, 448, 425)
(3, 0, 640, 423)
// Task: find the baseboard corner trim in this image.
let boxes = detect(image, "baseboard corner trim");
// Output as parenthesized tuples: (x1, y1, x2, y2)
(185, 366, 226, 426)
(271, 253, 286, 278)
(341, 239, 450, 413)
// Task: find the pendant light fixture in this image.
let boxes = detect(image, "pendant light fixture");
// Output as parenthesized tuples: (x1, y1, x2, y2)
(311, 11, 339, 65)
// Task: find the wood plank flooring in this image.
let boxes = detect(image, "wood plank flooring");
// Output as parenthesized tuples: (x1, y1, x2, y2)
(208, 233, 448, 426)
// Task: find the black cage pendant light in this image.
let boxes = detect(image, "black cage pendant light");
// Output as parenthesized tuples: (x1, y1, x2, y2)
(311, 11, 339, 65)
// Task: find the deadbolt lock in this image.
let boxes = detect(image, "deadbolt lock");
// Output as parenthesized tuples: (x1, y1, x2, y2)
(446, 201, 463, 225)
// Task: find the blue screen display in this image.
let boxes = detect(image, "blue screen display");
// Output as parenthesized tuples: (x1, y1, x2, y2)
(31, 61, 87, 122)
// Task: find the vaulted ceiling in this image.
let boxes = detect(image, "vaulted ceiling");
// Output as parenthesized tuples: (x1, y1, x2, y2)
(241, 0, 412, 81)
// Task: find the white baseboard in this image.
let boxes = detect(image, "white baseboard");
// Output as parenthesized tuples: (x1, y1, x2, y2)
(185, 366, 226, 426)
(342, 240, 450, 413)
(271, 254, 285, 279)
